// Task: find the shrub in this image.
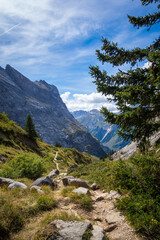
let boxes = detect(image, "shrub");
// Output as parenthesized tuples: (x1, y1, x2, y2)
(0, 197, 24, 240)
(0, 154, 46, 179)
(36, 196, 57, 211)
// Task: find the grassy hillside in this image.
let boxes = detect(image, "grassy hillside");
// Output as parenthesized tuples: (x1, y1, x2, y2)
(0, 113, 95, 171)
(0, 113, 98, 239)
(0, 112, 159, 240)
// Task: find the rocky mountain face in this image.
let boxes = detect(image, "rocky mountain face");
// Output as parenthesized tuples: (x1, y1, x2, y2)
(0, 64, 108, 157)
(72, 109, 130, 151)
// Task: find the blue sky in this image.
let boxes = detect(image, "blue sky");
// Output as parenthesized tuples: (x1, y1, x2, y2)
(0, 0, 159, 111)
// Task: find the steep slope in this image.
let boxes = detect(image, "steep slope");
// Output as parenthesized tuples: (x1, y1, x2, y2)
(0, 64, 107, 157)
(72, 109, 130, 151)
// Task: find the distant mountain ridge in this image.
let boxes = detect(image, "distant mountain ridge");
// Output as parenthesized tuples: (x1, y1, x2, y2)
(0, 64, 108, 157)
(72, 109, 130, 151)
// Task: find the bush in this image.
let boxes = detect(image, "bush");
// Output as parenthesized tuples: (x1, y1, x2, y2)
(0, 154, 46, 179)
(0, 197, 24, 240)
(36, 196, 57, 211)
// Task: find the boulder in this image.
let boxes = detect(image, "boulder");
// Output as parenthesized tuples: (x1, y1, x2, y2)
(49, 220, 92, 240)
(62, 176, 75, 186)
(48, 169, 60, 178)
(0, 177, 14, 186)
(30, 176, 57, 190)
(8, 181, 27, 189)
(68, 164, 78, 172)
(68, 178, 90, 189)
(91, 225, 105, 240)
(72, 187, 90, 195)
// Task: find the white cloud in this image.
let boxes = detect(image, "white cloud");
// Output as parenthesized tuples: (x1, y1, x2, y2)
(61, 92, 117, 112)
(142, 61, 152, 69)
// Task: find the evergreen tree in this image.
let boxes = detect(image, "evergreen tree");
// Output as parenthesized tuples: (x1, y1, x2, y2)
(90, 0, 160, 147)
(25, 114, 37, 139)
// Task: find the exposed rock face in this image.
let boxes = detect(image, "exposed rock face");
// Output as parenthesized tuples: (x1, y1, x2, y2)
(72, 109, 130, 151)
(0, 64, 108, 157)
(113, 131, 160, 160)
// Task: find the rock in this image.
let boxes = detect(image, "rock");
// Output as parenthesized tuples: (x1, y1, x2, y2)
(0, 177, 14, 186)
(68, 178, 90, 189)
(107, 190, 121, 200)
(72, 187, 90, 195)
(95, 195, 105, 201)
(30, 176, 57, 190)
(94, 217, 102, 222)
(30, 185, 44, 194)
(91, 225, 105, 240)
(8, 181, 27, 189)
(105, 211, 125, 225)
(91, 182, 99, 190)
(50, 220, 92, 240)
(59, 173, 67, 176)
(62, 176, 75, 186)
(104, 224, 117, 232)
(48, 169, 60, 178)
(68, 164, 78, 172)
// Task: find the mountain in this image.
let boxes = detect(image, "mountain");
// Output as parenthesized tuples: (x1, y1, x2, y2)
(72, 109, 130, 151)
(0, 64, 108, 157)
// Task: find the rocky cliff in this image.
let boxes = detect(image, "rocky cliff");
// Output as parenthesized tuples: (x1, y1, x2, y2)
(0, 64, 108, 157)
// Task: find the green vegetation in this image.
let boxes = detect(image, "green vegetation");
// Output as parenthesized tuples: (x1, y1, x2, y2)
(36, 195, 57, 211)
(1, 154, 46, 179)
(25, 114, 38, 139)
(0, 185, 57, 240)
(90, 0, 160, 147)
(61, 186, 93, 211)
(70, 193, 93, 211)
(55, 141, 62, 147)
(71, 144, 160, 239)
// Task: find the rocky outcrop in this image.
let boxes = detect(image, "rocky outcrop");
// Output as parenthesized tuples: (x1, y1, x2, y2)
(113, 131, 160, 160)
(48, 220, 105, 240)
(0, 65, 108, 157)
(30, 176, 57, 190)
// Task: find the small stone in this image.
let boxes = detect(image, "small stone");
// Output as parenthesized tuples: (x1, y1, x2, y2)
(91, 183, 99, 190)
(105, 224, 117, 232)
(94, 217, 102, 222)
(59, 173, 67, 176)
(96, 195, 105, 201)
(72, 187, 90, 195)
